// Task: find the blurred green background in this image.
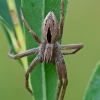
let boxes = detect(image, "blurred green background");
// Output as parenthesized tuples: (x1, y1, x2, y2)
(0, 0, 100, 100)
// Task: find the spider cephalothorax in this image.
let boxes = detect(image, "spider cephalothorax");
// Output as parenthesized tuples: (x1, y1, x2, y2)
(8, 0, 83, 100)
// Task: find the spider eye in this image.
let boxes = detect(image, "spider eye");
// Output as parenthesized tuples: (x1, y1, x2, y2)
(47, 28, 52, 43)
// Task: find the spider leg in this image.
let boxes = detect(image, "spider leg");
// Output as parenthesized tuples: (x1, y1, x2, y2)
(20, 7, 41, 44)
(25, 55, 40, 94)
(55, 60, 63, 100)
(8, 46, 39, 59)
(60, 43, 83, 55)
(59, 0, 64, 38)
(60, 57, 68, 100)
(56, 55, 68, 100)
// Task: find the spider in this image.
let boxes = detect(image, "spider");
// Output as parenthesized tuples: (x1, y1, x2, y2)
(8, 0, 83, 100)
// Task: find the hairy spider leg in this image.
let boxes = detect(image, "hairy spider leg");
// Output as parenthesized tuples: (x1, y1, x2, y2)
(59, 0, 64, 39)
(20, 7, 41, 44)
(25, 55, 40, 94)
(60, 58, 68, 100)
(60, 43, 83, 55)
(8, 46, 39, 59)
(56, 60, 63, 100)
(8, 46, 39, 94)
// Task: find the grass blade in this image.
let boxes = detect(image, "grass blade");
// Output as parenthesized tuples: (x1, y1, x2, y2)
(83, 62, 100, 100)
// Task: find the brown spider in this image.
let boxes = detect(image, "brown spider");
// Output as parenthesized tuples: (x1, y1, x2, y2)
(8, 0, 83, 100)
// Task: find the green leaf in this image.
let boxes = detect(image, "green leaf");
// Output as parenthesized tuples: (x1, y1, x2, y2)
(22, 0, 68, 100)
(0, 16, 12, 45)
(0, 0, 26, 67)
(83, 62, 100, 100)
(0, 0, 16, 45)
(0, 0, 14, 31)
(15, 0, 23, 28)
(0, 0, 23, 43)
(0, 16, 23, 66)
